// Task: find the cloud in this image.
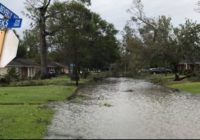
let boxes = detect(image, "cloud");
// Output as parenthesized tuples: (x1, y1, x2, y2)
(142, 0, 200, 26)
(1, 0, 200, 38)
(90, 0, 132, 30)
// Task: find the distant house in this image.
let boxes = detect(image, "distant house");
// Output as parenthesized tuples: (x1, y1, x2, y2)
(47, 62, 69, 75)
(0, 58, 40, 80)
(54, 62, 69, 74)
(0, 59, 69, 80)
(177, 61, 200, 72)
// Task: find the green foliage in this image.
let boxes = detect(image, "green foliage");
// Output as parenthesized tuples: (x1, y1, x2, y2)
(175, 20, 200, 63)
(23, 0, 119, 79)
(17, 43, 27, 58)
(123, 0, 200, 76)
(47, 1, 120, 71)
(4, 68, 19, 83)
(21, 29, 40, 59)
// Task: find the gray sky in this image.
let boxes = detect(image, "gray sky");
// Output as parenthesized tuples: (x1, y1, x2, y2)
(1, 0, 200, 39)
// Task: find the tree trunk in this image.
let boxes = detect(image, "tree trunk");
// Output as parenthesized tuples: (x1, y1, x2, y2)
(173, 64, 180, 81)
(74, 56, 80, 87)
(39, 10, 48, 79)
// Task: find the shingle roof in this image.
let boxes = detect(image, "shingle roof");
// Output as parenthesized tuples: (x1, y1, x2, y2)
(7, 58, 68, 68)
(7, 58, 39, 67)
(47, 61, 68, 68)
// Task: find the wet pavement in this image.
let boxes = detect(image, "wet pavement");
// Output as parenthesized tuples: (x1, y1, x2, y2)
(45, 78, 200, 139)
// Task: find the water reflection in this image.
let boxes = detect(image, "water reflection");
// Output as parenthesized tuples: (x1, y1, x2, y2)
(45, 78, 200, 139)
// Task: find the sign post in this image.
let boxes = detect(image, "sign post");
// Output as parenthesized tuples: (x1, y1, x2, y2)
(0, 3, 22, 68)
(0, 30, 5, 55)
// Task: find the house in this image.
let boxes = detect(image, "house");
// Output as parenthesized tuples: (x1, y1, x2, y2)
(47, 62, 69, 75)
(177, 61, 200, 72)
(54, 62, 69, 74)
(0, 59, 69, 80)
(0, 58, 40, 80)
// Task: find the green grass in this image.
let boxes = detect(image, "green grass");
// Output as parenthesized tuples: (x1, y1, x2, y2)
(144, 74, 175, 85)
(0, 85, 76, 139)
(169, 82, 200, 94)
(0, 75, 92, 139)
(0, 85, 76, 104)
(144, 73, 200, 94)
(9, 75, 74, 86)
(0, 105, 54, 139)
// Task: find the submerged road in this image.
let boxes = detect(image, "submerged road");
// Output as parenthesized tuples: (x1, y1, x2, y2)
(45, 78, 200, 139)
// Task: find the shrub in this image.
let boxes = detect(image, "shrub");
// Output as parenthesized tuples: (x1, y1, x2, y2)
(5, 68, 19, 82)
(0, 77, 10, 85)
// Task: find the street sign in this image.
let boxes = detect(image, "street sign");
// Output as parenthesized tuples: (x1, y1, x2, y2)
(0, 18, 22, 28)
(0, 30, 19, 68)
(0, 3, 19, 19)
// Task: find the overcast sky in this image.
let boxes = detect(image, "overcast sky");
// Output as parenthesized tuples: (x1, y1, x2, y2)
(1, 0, 200, 39)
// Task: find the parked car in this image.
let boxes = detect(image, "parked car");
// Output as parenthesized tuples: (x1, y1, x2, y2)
(149, 67, 172, 74)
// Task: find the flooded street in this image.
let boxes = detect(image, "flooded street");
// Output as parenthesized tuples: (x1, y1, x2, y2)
(45, 78, 200, 139)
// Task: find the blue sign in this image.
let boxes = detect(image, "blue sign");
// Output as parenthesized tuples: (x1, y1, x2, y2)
(0, 3, 19, 19)
(0, 18, 22, 28)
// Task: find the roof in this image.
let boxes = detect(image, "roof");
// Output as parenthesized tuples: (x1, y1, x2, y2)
(7, 58, 39, 67)
(179, 60, 200, 65)
(6, 58, 68, 68)
(47, 61, 68, 68)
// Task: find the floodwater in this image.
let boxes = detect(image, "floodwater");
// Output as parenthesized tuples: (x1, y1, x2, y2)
(45, 78, 200, 139)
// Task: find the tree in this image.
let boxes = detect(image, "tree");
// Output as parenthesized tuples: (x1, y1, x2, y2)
(18, 29, 40, 60)
(24, 0, 52, 79)
(175, 20, 200, 72)
(121, 0, 200, 80)
(124, 15, 178, 72)
(24, 0, 91, 79)
(13, 30, 27, 58)
(128, 0, 158, 42)
(125, 0, 183, 78)
(121, 25, 146, 74)
(47, 1, 119, 85)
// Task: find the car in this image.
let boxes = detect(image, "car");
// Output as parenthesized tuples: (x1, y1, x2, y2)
(160, 67, 172, 73)
(149, 67, 172, 74)
(149, 68, 161, 74)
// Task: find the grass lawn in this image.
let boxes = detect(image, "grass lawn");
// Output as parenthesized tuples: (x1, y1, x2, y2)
(9, 75, 90, 86)
(0, 85, 76, 104)
(145, 73, 200, 94)
(144, 74, 176, 85)
(0, 105, 54, 139)
(0, 75, 88, 139)
(169, 82, 200, 94)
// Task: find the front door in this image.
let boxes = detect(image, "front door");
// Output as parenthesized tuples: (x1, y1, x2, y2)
(21, 67, 28, 79)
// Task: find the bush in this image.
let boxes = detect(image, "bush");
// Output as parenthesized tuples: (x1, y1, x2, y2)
(4, 68, 19, 83)
(0, 77, 10, 85)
